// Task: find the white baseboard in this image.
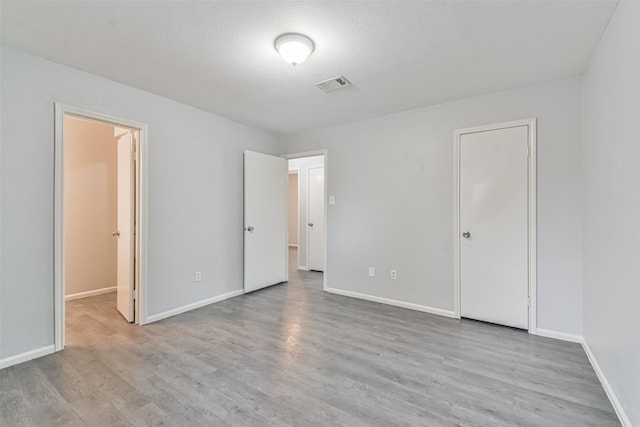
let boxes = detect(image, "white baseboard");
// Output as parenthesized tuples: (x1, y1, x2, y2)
(0, 345, 56, 370)
(533, 328, 584, 343)
(146, 289, 244, 324)
(582, 340, 632, 427)
(65, 286, 116, 301)
(324, 286, 456, 318)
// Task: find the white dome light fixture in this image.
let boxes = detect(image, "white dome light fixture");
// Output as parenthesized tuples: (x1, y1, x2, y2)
(274, 33, 314, 66)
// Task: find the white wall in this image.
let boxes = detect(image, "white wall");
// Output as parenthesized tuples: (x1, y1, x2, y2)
(64, 117, 117, 297)
(0, 47, 279, 359)
(582, 1, 640, 425)
(288, 156, 325, 269)
(280, 77, 584, 335)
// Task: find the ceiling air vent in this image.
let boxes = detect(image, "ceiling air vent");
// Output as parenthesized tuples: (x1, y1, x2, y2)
(315, 76, 351, 92)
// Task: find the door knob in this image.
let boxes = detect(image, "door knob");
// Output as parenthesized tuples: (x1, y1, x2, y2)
(245, 226, 254, 232)
(462, 231, 471, 238)
(112, 231, 120, 237)
(308, 222, 314, 227)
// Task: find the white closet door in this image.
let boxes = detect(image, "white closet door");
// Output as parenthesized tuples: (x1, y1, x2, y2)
(460, 125, 529, 329)
(116, 133, 134, 322)
(307, 166, 325, 271)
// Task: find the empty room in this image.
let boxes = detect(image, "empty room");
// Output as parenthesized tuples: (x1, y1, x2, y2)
(0, 1, 638, 426)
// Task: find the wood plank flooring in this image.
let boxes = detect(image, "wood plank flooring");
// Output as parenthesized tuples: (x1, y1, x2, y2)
(1, 249, 618, 426)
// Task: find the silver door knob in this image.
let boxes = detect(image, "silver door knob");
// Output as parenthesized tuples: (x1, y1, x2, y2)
(112, 231, 120, 237)
(462, 231, 471, 238)
(308, 222, 314, 227)
(245, 226, 254, 232)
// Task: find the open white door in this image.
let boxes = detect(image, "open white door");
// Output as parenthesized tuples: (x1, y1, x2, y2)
(308, 166, 325, 271)
(244, 151, 288, 293)
(116, 133, 134, 322)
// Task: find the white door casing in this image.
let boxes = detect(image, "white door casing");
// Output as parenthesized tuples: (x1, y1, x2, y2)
(454, 119, 537, 331)
(116, 133, 135, 322)
(308, 166, 325, 271)
(244, 150, 288, 293)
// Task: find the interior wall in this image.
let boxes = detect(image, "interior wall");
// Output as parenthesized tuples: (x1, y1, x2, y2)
(288, 156, 325, 269)
(582, 1, 640, 425)
(280, 76, 583, 336)
(288, 172, 298, 247)
(0, 47, 279, 359)
(64, 117, 117, 297)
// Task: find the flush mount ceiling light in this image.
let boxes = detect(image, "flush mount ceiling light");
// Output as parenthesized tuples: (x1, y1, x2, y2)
(274, 33, 314, 66)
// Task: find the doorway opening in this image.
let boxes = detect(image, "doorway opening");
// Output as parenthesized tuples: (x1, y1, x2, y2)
(287, 155, 325, 273)
(288, 169, 299, 251)
(54, 104, 148, 351)
(242, 150, 328, 294)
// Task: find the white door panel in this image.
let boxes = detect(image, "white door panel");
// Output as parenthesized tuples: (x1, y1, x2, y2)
(116, 133, 134, 322)
(308, 166, 325, 271)
(460, 125, 529, 329)
(244, 151, 288, 293)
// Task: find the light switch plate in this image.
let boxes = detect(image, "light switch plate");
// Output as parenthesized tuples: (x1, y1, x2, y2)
(329, 195, 336, 205)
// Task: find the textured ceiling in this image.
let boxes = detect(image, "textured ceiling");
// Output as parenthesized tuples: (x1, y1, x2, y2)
(0, 1, 617, 135)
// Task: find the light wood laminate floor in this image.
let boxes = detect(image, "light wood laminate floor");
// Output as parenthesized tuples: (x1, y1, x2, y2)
(1, 249, 618, 426)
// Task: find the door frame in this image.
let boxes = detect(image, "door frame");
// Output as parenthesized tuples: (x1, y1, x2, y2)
(453, 118, 537, 333)
(53, 103, 149, 351)
(282, 150, 328, 291)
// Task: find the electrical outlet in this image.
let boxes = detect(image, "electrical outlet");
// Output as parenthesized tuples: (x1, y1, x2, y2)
(390, 270, 397, 280)
(195, 271, 202, 282)
(329, 195, 336, 205)
(368, 267, 375, 278)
